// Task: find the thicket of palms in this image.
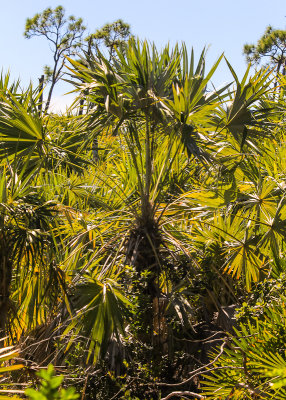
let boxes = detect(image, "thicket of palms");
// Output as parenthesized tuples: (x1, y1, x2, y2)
(1, 40, 286, 399)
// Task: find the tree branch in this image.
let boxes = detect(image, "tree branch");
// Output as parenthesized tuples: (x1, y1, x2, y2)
(161, 391, 205, 400)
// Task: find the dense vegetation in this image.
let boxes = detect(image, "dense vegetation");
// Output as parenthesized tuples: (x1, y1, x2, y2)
(2, 35, 286, 399)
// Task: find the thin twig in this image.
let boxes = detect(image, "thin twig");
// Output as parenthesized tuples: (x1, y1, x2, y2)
(81, 373, 89, 400)
(174, 331, 227, 343)
(161, 390, 204, 400)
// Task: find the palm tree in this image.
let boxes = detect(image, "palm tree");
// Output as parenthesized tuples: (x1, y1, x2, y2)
(64, 39, 235, 358)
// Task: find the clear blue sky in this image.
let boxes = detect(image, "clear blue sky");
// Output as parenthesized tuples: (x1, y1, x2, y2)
(1, 0, 286, 110)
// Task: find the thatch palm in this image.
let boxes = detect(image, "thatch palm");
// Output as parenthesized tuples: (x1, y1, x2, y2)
(68, 39, 222, 272)
(63, 39, 237, 361)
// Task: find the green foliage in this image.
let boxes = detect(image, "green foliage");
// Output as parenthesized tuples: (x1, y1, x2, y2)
(202, 289, 286, 399)
(86, 19, 131, 59)
(24, 6, 85, 50)
(25, 365, 78, 400)
(63, 271, 134, 363)
(244, 25, 286, 73)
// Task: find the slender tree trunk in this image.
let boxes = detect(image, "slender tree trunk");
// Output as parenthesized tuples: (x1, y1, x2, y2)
(275, 59, 282, 90)
(79, 39, 92, 116)
(92, 138, 99, 162)
(44, 80, 56, 114)
(44, 57, 62, 114)
(38, 75, 44, 116)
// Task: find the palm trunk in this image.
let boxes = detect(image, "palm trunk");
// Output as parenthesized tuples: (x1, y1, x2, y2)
(153, 297, 168, 353)
(142, 115, 152, 221)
